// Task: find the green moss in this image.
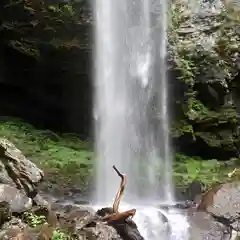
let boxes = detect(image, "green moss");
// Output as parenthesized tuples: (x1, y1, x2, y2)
(52, 229, 69, 240)
(195, 105, 238, 125)
(8, 40, 40, 59)
(0, 119, 93, 185)
(185, 97, 210, 121)
(195, 132, 222, 148)
(168, 1, 239, 155)
(173, 153, 235, 189)
(50, 38, 81, 49)
(174, 55, 196, 86)
(47, 4, 76, 19)
(195, 128, 238, 150)
(171, 120, 194, 138)
(23, 212, 46, 228)
(23, 211, 71, 239)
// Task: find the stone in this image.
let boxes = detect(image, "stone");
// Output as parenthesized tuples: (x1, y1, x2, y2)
(78, 221, 122, 240)
(0, 161, 14, 185)
(49, 204, 145, 240)
(185, 180, 203, 201)
(0, 138, 44, 197)
(203, 182, 240, 232)
(169, 0, 240, 160)
(187, 211, 231, 240)
(0, 217, 36, 240)
(96, 208, 144, 240)
(32, 194, 48, 207)
(0, 184, 32, 213)
(0, 201, 11, 225)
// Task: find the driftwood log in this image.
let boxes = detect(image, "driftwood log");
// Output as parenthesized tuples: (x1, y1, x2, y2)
(96, 165, 144, 240)
(102, 165, 136, 223)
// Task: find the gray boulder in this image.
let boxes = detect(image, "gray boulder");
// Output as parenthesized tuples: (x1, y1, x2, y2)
(0, 138, 44, 197)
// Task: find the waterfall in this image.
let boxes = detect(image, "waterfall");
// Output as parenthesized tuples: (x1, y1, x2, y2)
(93, 0, 173, 206)
(93, 1, 190, 239)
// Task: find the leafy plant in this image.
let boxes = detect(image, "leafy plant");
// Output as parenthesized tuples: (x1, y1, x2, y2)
(23, 212, 46, 227)
(173, 154, 230, 190)
(48, 4, 76, 18)
(52, 229, 69, 240)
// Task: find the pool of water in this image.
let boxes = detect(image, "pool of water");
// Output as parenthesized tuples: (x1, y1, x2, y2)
(93, 203, 190, 240)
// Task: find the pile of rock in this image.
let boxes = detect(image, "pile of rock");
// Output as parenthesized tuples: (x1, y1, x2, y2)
(0, 138, 144, 240)
(0, 137, 239, 240)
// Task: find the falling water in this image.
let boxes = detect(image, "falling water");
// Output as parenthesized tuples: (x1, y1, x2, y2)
(93, 0, 190, 239)
(94, 0, 173, 205)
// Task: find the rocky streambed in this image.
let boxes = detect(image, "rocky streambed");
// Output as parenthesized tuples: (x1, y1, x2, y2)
(0, 138, 239, 240)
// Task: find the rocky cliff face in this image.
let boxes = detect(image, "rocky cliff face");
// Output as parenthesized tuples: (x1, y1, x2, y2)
(1, 0, 240, 160)
(1, 0, 92, 136)
(169, 0, 240, 160)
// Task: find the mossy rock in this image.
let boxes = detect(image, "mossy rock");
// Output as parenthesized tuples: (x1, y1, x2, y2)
(168, 0, 240, 160)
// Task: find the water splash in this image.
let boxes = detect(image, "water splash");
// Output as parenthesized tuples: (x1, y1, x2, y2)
(93, 204, 190, 240)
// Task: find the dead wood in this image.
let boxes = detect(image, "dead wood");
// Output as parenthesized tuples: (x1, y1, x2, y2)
(102, 165, 136, 223)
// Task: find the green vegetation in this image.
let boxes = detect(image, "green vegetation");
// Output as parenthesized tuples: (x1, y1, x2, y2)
(2, 0, 240, 194)
(167, 0, 240, 159)
(47, 4, 76, 18)
(52, 229, 69, 240)
(173, 153, 239, 190)
(23, 212, 46, 228)
(0, 119, 94, 186)
(0, 119, 238, 190)
(23, 211, 69, 240)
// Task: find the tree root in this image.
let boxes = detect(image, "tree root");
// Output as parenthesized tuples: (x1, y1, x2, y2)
(103, 209, 136, 223)
(102, 165, 136, 224)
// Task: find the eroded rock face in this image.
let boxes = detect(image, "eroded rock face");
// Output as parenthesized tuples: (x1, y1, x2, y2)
(169, 0, 240, 160)
(1, 0, 92, 136)
(0, 138, 44, 197)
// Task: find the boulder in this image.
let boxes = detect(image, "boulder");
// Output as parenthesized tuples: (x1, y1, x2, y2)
(96, 208, 144, 240)
(52, 204, 144, 240)
(185, 180, 203, 201)
(0, 184, 32, 214)
(0, 138, 44, 197)
(199, 182, 240, 232)
(187, 211, 231, 240)
(0, 217, 37, 240)
(32, 194, 49, 208)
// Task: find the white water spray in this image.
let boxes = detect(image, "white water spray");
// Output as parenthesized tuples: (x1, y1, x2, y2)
(93, 0, 189, 239)
(94, 0, 172, 205)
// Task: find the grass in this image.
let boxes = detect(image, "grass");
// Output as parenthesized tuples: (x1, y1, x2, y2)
(0, 118, 237, 192)
(0, 119, 94, 186)
(173, 153, 239, 191)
